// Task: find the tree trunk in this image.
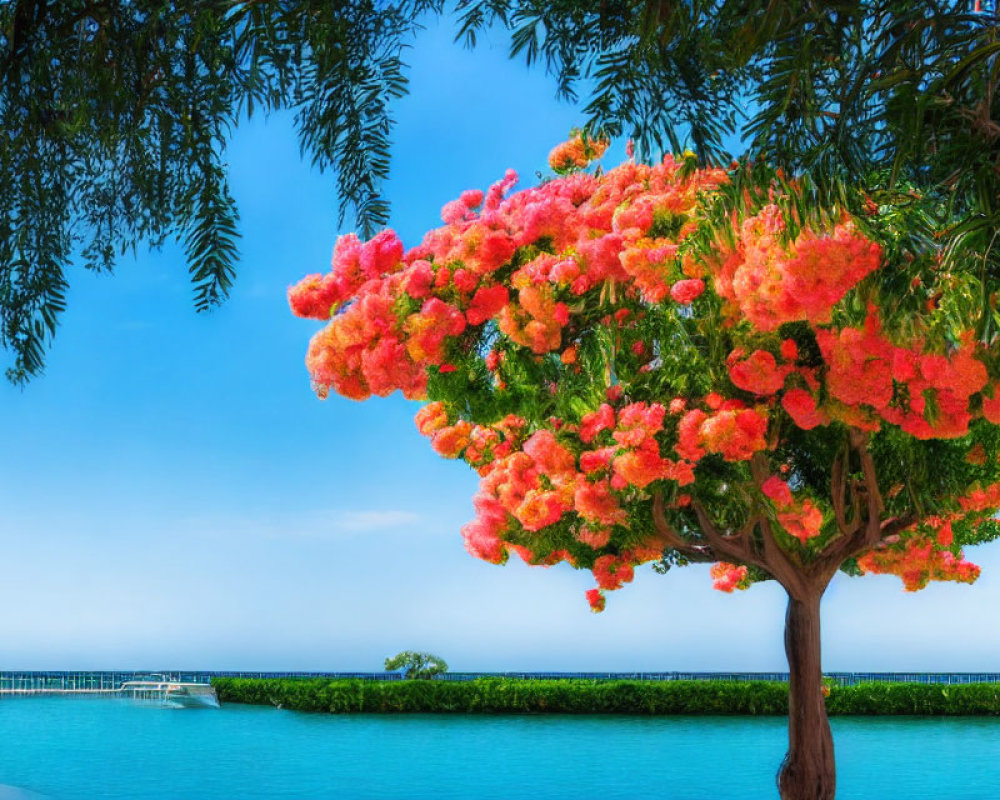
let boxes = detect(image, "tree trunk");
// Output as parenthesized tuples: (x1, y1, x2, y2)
(778, 586, 836, 800)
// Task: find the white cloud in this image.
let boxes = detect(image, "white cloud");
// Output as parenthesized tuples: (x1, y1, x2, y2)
(150, 507, 425, 544)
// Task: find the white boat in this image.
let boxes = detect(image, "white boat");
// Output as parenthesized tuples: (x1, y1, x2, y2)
(118, 679, 220, 708)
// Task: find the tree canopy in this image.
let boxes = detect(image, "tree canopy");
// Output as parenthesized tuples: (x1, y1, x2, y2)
(289, 135, 1000, 798)
(457, 1, 998, 184)
(290, 137, 1000, 602)
(1, 1, 996, 381)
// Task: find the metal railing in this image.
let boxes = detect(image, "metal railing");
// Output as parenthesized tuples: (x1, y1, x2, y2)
(4, 670, 1000, 690)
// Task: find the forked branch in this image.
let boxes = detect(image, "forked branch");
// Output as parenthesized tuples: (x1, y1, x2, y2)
(823, 429, 915, 563)
(650, 492, 714, 562)
(651, 433, 914, 596)
(690, 498, 763, 565)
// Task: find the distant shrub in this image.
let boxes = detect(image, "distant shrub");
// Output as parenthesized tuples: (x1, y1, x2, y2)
(384, 651, 448, 680)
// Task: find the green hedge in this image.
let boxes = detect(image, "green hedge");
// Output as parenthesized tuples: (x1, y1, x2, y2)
(212, 678, 787, 714)
(210, 677, 1000, 715)
(826, 682, 1000, 715)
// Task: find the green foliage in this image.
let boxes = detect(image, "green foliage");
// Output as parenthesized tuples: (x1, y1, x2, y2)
(213, 677, 791, 714)
(458, 2, 998, 196)
(457, 1, 1000, 348)
(0, 0, 438, 380)
(212, 677, 1000, 716)
(384, 651, 449, 679)
(826, 682, 1000, 716)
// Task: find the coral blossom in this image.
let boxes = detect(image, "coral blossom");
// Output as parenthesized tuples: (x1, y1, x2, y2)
(677, 406, 769, 462)
(728, 349, 791, 396)
(586, 588, 606, 612)
(711, 562, 749, 592)
(574, 480, 627, 527)
(858, 536, 980, 591)
(762, 476, 794, 507)
(548, 132, 609, 173)
(708, 206, 882, 331)
(670, 278, 705, 305)
(782, 389, 828, 430)
(415, 402, 449, 436)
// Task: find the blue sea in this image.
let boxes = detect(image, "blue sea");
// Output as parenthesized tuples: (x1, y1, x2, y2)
(0, 697, 997, 798)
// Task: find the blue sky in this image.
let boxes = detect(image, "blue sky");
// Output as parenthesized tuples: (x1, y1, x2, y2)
(0, 19, 998, 672)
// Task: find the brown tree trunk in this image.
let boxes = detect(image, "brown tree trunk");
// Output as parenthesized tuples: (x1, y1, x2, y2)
(778, 585, 836, 800)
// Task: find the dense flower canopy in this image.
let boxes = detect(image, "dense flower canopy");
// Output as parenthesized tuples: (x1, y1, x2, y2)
(291, 134, 1000, 609)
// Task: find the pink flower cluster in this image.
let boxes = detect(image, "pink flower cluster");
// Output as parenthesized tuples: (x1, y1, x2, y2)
(724, 306, 996, 444)
(815, 312, 988, 439)
(708, 205, 882, 331)
(761, 476, 823, 543)
(727, 345, 796, 396)
(858, 534, 979, 591)
(291, 154, 728, 402)
(959, 482, 1000, 513)
(412, 399, 699, 606)
(710, 562, 750, 592)
(548, 132, 609, 174)
(289, 231, 404, 320)
(675, 399, 769, 463)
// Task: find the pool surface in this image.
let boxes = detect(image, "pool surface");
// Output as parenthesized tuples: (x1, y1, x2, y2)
(0, 697, 997, 798)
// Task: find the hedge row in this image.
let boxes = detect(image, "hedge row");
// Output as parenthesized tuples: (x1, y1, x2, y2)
(210, 677, 1000, 716)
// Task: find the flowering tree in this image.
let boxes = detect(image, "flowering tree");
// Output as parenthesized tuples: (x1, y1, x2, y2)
(289, 137, 1000, 800)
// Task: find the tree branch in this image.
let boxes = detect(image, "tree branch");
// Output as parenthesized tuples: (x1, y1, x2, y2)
(757, 514, 816, 599)
(650, 492, 715, 562)
(689, 498, 765, 569)
(839, 513, 919, 563)
(850, 428, 885, 549)
(822, 429, 916, 564)
(830, 444, 860, 539)
(748, 453, 837, 597)
(749, 451, 770, 486)
(650, 492, 692, 550)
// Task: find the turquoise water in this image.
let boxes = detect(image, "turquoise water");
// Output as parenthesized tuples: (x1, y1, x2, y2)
(0, 698, 998, 798)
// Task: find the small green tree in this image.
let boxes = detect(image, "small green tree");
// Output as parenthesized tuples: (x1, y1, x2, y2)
(384, 651, 449, 680)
